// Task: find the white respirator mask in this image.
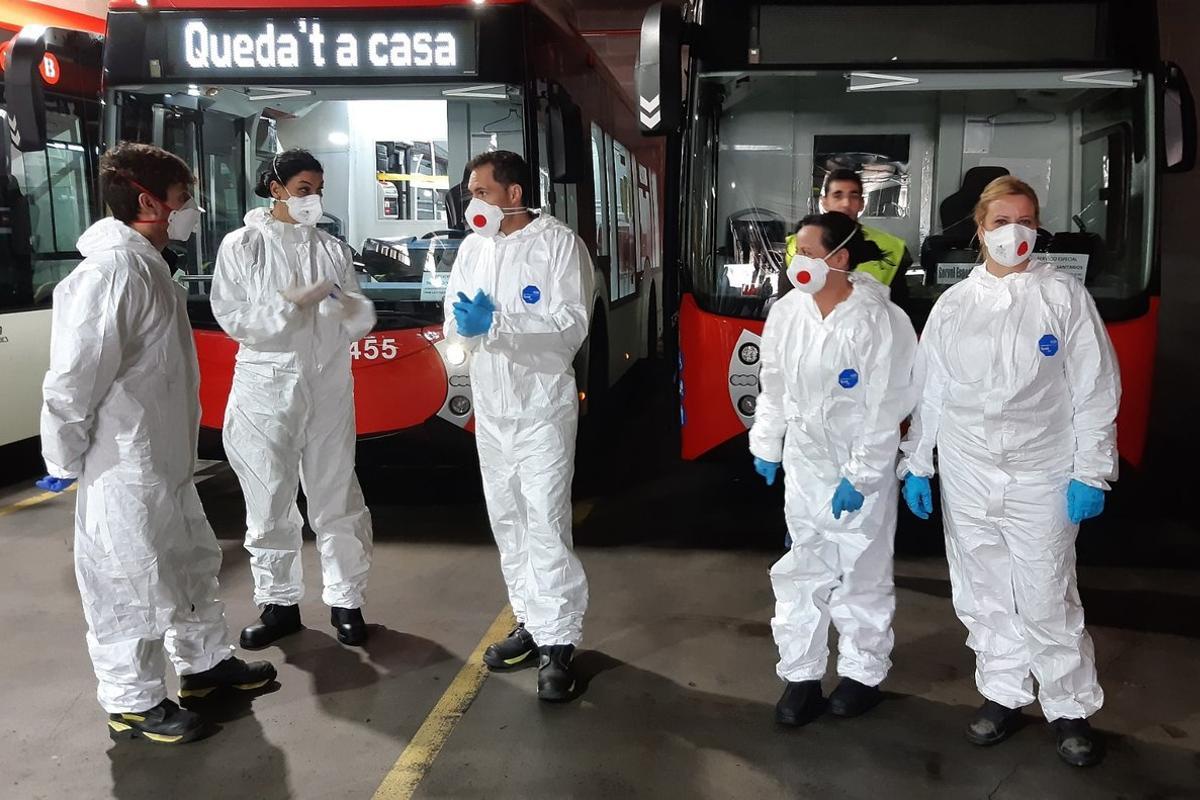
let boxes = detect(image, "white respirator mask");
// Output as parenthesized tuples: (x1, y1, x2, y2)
(466, 197, 527, 239)
(982, 223, 1038, 268)
(786, 226, 856, 294)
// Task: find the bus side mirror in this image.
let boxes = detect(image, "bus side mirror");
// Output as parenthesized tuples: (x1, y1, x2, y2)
(636, 1, 683, 136)
(1163, 61, 1196, 174)
(4, 26, 48, 152)
(548, 98, 584, 184)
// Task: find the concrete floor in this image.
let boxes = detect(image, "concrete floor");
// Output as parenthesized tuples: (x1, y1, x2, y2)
(3, 369, 1199, 799)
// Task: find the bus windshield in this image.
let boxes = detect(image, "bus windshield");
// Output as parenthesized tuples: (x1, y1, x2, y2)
(685, 71, 1152, 321)
(112, 83, 525, 328)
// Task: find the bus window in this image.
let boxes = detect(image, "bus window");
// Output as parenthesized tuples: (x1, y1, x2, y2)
(611, 137, 636, 301)
(6, 102, 96, 308)
(635, 159, 652, 280)
(591, 123, 609, 257)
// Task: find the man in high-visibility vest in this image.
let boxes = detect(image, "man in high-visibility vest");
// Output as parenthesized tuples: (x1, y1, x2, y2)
(785, 167, 911, 305)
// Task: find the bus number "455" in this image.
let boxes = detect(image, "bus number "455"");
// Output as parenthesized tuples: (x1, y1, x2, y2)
(351, 336, 399, 361)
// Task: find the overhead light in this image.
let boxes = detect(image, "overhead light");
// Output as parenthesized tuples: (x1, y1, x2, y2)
(328, 131, 350, 146)
(135, 0, 150, 6)
(472, 0, 487, 5)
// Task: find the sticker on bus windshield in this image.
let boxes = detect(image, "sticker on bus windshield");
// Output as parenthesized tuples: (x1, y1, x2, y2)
(936, 263, 976, 285)
(420, 272, 449, 302)
(1039, 253, 1089, 283)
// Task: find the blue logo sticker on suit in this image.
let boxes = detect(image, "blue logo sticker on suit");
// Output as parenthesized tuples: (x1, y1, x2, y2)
(838, 368, 859, 389)
(1039, 334, 1059, 357)
(522, 285, 541, 304)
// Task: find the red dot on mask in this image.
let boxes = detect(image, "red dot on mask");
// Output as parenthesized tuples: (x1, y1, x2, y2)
(473, 215, 488, 228)
(796, 271, 811, 284)
(1017, 241, 1029, 256)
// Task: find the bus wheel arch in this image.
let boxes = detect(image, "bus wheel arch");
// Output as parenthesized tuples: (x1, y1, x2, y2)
(581, 301, 609, 416)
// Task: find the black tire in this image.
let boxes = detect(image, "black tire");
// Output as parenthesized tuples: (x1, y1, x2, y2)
(646, 286, 659, 362)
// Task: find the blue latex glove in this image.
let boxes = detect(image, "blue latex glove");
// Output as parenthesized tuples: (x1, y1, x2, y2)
(753, 457, 780, 486)
(1067, 479, 1105, 524)
(903, 474, 934, 520)
(36, 475, 76, 493)
(831, 478, 865, 520)
(453, 290, 495, 337)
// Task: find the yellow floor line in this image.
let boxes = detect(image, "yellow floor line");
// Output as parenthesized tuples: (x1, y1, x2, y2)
(0, 486, 75, 519)
(372, 605, 517, 800)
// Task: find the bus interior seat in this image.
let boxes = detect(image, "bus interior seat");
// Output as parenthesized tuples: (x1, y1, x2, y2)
(939, 166, 1011, 243)
(444, 166, 473, 231)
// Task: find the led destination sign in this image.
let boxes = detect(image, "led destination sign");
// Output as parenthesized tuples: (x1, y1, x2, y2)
(165, 17, 477, 80)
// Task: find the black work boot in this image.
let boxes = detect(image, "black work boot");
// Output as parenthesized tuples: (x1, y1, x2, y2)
(240, 604, 302, 649)
(331, 607, 368, 646)
(775, 680, 825, 727)
(537, 644, 576, 702)
(1052, 718, 1103, 767)
(179, 657, 277, 705)
(107, 699, 205, 745)
(965, 699, 1022, 746)
(828, 677, 883, 718)
(483, 624, 539, 671)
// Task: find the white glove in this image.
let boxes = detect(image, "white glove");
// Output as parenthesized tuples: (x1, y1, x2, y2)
(281, 279, 336, 309)
(318, 286, 350, 320)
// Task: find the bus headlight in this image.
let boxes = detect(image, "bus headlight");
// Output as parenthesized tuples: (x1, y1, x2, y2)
(446, 342, 468, 366)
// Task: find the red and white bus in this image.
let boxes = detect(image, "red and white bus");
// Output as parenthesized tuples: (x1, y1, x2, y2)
(102, 0, 664, 456)
(0, 1, 103, 482)
(638, 0, 1195, 467)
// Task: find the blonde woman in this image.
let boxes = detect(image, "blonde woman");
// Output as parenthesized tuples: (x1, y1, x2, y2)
(900, 177, 1119, 767)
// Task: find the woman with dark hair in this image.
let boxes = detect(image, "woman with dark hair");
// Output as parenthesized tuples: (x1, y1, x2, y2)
(211, 148, 377, 649)
(749, 211, 917, 727)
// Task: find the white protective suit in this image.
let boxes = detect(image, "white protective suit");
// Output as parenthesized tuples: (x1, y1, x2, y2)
(900, 260, 1120, 721)
(42, 219, 233, 713)
(750, 275, 917, 686)
(443, 213, 594, 647)
(212, 208, 376, 609)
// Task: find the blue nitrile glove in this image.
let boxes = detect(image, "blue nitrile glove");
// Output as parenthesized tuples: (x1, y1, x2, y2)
(753, 457, 780, 486)
(1067, 479, 1105, 524)
(36, 475, 76, 493)
(903, 474, 934, 520)
(453, 290, 496, 337)
(831, 477, 865, 520)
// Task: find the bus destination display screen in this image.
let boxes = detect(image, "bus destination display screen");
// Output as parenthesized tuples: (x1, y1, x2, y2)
(164, 17, 478, 80)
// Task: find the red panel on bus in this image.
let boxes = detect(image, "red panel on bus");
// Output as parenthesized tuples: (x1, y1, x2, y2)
(678, 293, 762, 461)
(1106, 298, 1157, 470)
(107, 0, 524, 9)
(193, 327, 449, 436)
(679, 293, 1157, 469)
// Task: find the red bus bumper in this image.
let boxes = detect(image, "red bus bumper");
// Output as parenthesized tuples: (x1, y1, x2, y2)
(194, 327, 475, 438)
